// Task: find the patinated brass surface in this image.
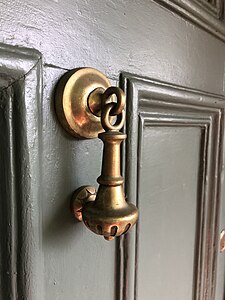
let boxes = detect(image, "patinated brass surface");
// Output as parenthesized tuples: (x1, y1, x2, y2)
(220, 230, 225, 252)
(55, 67, 111, 139)
(82, 129, 138, 240)
(56, 68, 138, 240)
(72, 85, 138, 240)
(71, 186, 96, 221)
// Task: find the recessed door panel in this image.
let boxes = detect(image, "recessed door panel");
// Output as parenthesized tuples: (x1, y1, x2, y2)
(138, 126, 201, 299)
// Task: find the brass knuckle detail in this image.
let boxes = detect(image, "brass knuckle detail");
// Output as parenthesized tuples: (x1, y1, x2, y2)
(55, 67, 138, 241)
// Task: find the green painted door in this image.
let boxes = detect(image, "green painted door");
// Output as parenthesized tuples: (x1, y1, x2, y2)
(0, 1, 225, 299)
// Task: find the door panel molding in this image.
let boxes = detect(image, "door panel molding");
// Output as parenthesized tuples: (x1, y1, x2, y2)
(154, 0, 225, 42)
(120, 74, 225, 299)
(0, 43, 43, 299)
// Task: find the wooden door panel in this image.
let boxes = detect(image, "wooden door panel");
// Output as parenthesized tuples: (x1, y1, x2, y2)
(1, 0, 225, 299)
(122, 74, 225, 299)
(2, 1, 225, 94)
(0, 44, 43, 299)
(138, 126, 200, 300)
(154, 0, 225, 43)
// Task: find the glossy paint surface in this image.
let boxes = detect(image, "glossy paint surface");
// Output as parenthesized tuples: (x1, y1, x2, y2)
(0, 0, 225, 299)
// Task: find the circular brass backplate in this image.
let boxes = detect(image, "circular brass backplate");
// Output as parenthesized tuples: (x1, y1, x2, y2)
(55, 68, 111, 139)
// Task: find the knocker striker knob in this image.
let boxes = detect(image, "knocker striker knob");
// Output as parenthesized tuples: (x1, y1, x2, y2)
(55, 67, 138, 240)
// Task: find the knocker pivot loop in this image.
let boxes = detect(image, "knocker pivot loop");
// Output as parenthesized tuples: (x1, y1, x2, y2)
(55, 68, 138, 240)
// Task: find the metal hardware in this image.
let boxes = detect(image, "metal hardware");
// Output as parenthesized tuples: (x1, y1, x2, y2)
(55, 68, 138, 240)
(55, 68, 111, 139)
(220, 230, 225, 252)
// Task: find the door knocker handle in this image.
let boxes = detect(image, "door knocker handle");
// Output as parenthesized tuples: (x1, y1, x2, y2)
(55, 68, 138, 240)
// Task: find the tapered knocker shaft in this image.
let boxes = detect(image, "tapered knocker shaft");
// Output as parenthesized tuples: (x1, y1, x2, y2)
(55, 67, 138, 240)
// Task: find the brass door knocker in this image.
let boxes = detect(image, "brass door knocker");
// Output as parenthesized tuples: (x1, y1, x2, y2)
(55, 68, 138, 240)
